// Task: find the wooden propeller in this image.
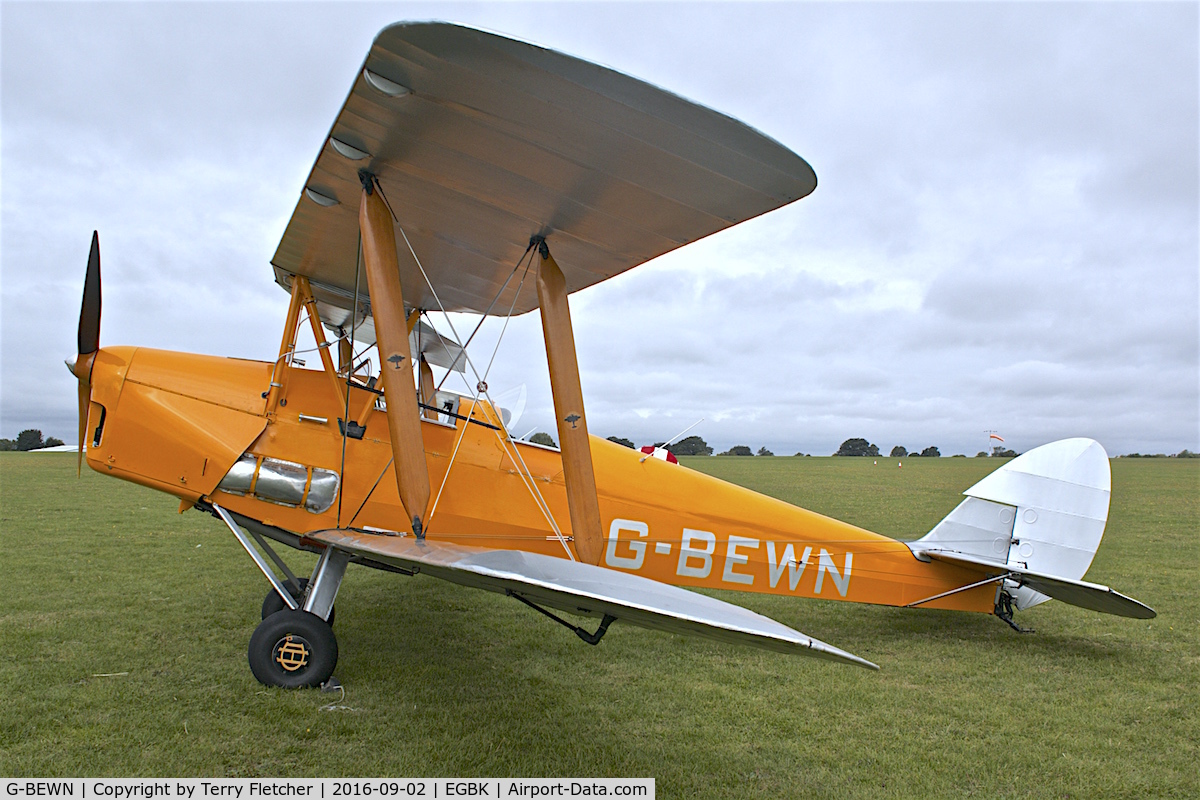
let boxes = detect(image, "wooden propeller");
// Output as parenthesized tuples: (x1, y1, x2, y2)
(72, 231, 102, 475)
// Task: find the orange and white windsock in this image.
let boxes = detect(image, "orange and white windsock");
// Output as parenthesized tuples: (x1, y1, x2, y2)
(990, 434, 1005, 442)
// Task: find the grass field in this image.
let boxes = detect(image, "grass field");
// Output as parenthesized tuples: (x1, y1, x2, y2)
(1, 452, 1196, 796)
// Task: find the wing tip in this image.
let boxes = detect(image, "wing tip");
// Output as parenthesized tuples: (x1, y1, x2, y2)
(807, 638, 880, 670)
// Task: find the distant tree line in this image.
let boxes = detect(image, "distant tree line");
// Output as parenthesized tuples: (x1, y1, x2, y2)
(713, 445, 775, 456)
(835, 438, 940, 458)
(601, 435, 781, 457)
(579, 433, 1199, 461)
(661, 436, 714, 456)
(604, 435, 714, 456)
(0, 429, 65, 451)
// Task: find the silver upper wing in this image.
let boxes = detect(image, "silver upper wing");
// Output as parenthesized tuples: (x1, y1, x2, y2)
(272, 22, 817, 317)
(309, 529, 877, 669)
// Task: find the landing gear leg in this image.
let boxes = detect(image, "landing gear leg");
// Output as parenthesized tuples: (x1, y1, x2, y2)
(995, 591, 1034, 634)
(248, 546, 350, 688)
(211, 505, 352, 687)
(261, 578, 337, 626)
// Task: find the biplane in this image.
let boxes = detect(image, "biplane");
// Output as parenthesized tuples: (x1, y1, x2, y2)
(68, 22, 1154, 688)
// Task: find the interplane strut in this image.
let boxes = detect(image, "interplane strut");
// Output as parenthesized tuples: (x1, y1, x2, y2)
(535, 239, 604, 565)
(357, 171, 431, 538)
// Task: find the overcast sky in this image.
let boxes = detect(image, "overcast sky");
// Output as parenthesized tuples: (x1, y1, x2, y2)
(3, 1, 1197, 457)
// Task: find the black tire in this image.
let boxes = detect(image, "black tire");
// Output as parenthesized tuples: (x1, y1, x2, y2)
(261, 578, 335, 626)
(248, 609, 338, 688)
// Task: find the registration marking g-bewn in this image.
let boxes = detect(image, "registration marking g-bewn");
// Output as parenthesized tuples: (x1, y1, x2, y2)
(604, 519, 853, 596)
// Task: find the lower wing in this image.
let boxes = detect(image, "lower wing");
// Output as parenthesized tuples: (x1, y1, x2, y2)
(309, 529, 879, 669)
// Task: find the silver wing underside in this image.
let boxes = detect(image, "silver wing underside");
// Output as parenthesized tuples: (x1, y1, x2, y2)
(272, 22, 817, 317)
(309, 529, 877, 669)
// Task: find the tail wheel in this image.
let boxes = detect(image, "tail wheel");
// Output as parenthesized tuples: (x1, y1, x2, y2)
(261, 578, 336, 626)
(248, 609, 337, 688)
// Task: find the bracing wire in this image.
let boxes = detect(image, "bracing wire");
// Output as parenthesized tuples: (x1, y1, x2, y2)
(434, 244, 536, 394)
(422, 253, 572, 557)
(421, 294, 572, 556)
(348, 456, 393, 529)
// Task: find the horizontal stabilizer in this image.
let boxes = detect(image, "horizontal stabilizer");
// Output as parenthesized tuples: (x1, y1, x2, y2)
(309, 529, 878, 669)
(916, 548, 1155, 619)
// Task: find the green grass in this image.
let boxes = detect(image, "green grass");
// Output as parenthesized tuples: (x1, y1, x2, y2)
(1, 452, 1196, 797)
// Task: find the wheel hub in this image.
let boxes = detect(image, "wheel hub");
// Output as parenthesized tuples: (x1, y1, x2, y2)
(273, 634, 311, 672)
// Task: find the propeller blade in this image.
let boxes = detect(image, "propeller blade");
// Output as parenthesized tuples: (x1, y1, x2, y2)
(75, 231, 102, 476)
(78, 231, 101, 356)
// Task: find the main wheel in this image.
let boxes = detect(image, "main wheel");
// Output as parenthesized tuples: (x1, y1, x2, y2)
(248, 609, 338, 688)
(261, 578, 335, 626)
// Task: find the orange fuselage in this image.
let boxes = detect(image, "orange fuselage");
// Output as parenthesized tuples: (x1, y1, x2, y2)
(84, 345, 994, 613)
